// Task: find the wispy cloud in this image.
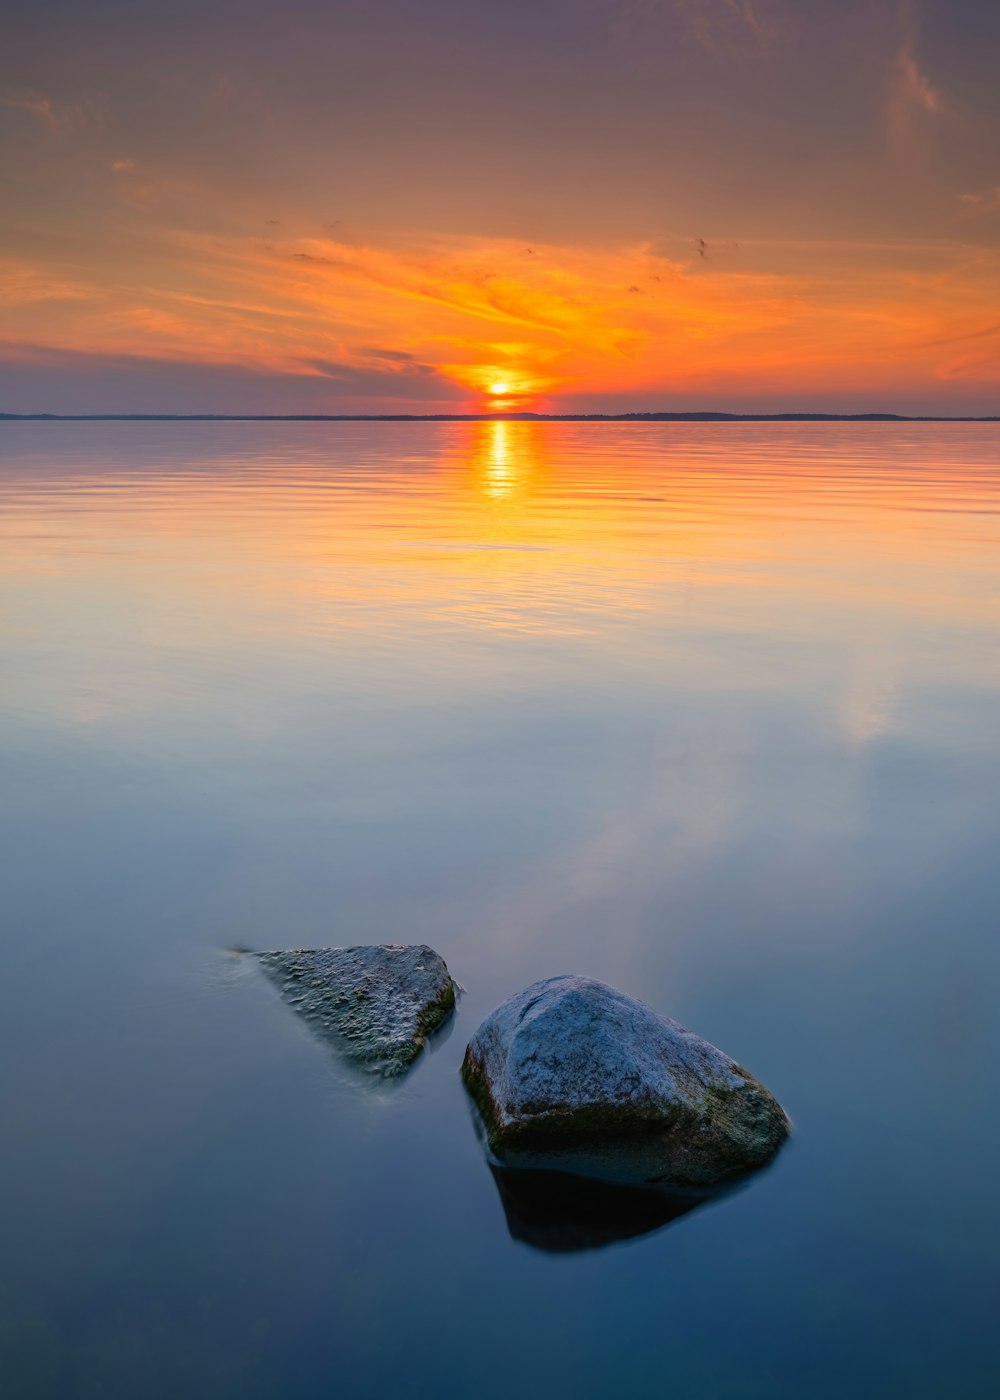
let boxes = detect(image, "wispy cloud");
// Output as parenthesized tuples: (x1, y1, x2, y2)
(887, 2, 942, 151)
(959, 187, 1000, 215)
(912, 321, 1000, 351)
(668, 0, 774, 49)
(1, 89, 103, 135)
(0, 257, 93, 307)
(591, 0, 774, 54)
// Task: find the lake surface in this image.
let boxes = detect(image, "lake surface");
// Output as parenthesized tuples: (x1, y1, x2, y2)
(1, 420, 998, 1398)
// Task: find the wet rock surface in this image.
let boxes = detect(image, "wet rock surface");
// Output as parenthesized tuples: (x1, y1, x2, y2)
(256, 944, 456, 1078)
(463, 975, 789, 1188)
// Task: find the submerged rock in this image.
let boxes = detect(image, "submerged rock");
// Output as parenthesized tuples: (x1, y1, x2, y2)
(256, 944, 456, 1078)
(462, 976, 789, 1188)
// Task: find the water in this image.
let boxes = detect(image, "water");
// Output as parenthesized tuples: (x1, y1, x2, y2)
(1, 420, 998, 1398)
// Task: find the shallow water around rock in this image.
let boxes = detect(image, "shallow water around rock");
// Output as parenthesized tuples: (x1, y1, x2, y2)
(2, 421, 999, 1398)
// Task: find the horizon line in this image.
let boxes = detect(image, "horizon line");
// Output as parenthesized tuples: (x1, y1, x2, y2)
(3, 411, 999, 424)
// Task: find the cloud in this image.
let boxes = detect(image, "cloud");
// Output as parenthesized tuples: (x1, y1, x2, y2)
(668, 0, 774, 50)
(3, 93, 61, 134)
(0, 342, 464, 415)
(356, 346, 424, 364)
(4, 221, 1000, 412)
(960, 187, 1000, 215)
(887, 4, 942, 151)
(716, 0, 768, 37)
(0, 257, 94, 307)
(307, 349, 439, 380)
(893, 49, 941, 118)
(1, 89, 103, 135)
(912, 321, 1000, 351)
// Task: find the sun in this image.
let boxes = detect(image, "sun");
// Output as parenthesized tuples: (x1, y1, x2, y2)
(444, 364, 553, 409)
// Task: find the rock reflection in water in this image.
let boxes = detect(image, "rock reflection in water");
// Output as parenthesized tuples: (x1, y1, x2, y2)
(488, 1165, 719, 1253)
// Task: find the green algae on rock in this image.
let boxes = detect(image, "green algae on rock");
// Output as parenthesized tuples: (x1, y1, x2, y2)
(256, 944, 456, 1078)
(462, 975, 789, 1189)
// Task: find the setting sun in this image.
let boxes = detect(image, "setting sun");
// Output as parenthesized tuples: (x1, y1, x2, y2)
(488, 381, 511, 396)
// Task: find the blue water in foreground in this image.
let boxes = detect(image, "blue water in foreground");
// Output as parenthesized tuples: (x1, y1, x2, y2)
(1, 421, 998, 1398)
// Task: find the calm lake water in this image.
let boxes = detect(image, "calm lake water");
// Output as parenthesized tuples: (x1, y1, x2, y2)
(2, 421, 999, 1398)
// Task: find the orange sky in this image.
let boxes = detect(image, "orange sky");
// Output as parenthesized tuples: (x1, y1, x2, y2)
(2, 0, 999, 414)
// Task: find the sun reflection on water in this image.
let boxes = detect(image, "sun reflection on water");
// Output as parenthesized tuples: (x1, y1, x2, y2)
(461, 419, 541, 502)
(485, 420, 513, 498)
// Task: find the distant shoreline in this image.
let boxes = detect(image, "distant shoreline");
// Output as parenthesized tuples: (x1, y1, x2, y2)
(2, 412, 998, 423)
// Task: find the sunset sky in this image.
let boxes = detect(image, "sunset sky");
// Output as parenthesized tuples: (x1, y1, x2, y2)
(3, 0, 1000, 415)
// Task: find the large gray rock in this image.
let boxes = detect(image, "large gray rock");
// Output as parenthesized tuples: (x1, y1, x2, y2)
(256, 944, 456, 1078)
(462, 976, 789, 1188)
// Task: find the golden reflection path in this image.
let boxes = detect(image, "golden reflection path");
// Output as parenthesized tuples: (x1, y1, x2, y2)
(1, 422, 999, 739)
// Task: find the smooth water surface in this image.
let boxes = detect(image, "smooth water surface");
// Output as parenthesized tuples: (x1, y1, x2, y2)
(1, 421, 999, 1397)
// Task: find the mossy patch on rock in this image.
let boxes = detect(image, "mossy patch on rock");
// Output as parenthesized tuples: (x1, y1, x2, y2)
(256, 943, 456, 1078)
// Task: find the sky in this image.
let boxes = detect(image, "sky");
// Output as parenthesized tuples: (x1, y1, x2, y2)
(2, 0, 1000, 415)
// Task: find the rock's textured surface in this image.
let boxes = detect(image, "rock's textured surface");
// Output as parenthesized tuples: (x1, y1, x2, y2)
(256, 944, 456, 1077)
(462, 976, 789, 1188)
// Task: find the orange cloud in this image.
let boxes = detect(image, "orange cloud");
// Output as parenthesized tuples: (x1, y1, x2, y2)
(3, 224, 1000, 410)
(0, 257, 94, 307)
